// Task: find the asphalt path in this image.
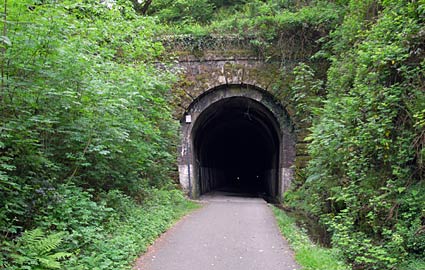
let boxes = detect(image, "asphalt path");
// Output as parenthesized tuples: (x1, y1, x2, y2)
(134, 193, 300, 270)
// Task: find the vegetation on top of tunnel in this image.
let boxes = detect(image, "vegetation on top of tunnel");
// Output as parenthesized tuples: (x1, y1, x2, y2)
(150, 0, 344, 59)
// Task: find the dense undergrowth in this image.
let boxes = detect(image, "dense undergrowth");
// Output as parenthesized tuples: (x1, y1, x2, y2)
(2, 186, 198, 269)
(0, 0, 198, 269)
(283, 1, 425, 269)
(272, 206, 350, 270)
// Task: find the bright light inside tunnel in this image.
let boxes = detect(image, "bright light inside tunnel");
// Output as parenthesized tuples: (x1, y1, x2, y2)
(192, 97, 280, 199)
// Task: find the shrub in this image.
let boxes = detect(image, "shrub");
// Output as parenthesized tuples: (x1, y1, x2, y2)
(2, 228, 71, 270)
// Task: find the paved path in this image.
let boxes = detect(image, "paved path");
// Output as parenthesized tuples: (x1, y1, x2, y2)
(134, 193, 300, 270)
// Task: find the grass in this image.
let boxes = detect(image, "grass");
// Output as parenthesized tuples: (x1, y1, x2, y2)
(271, 206, 351, 270)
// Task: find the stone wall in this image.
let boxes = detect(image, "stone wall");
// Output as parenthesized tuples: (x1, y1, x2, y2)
(171, 53, 289, 116)
(165, 35, 319, 196)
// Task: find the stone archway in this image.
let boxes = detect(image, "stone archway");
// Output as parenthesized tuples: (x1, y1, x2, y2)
(178, 84, 295, 201)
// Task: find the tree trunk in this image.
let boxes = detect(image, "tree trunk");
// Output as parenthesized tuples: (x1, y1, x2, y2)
(132, 0, 153, 15)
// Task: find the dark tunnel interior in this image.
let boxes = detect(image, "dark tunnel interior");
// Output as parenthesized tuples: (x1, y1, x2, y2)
(193, 97, 280, 199)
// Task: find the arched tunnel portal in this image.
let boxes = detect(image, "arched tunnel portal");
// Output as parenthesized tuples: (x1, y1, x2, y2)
(194, 97, 279, 197)
(178, 85, 295, 202)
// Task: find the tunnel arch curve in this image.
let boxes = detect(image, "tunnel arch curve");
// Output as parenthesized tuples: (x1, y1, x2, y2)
(178, 84, 295, 201)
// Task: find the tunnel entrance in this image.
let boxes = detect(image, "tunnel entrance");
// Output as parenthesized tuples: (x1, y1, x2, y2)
(178, 84, 295, 201)
(193, 97, 280, 199)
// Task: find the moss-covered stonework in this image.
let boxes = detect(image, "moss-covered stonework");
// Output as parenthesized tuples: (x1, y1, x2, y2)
(166, 35, 321, 197)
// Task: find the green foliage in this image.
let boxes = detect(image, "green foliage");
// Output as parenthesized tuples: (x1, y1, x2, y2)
(3, 228, 71, 270)
(0, 0, 195, 269)
(214, 1, 342, 54)
(60, 188, 198, 270)
(1, 0, 178, 235)
(285, 63, 324, 126)
(2, 1, 424, 270)
(149, 0, 216, 23)
(155, 0, 343, 59)
(1, 186, 198, 270)
(35, 185, 114, 251)
(284, 0, 425, 269)
(397, 258, 425, 270)
(272, 206, 350, 270)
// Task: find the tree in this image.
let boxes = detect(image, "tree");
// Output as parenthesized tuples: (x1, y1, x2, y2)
(131, 0, 153, 15)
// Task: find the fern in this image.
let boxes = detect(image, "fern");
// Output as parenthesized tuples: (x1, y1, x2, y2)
(31, 231, 64, 255)
(19, 228, 44, 247)
(11, 228, 72, 269)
